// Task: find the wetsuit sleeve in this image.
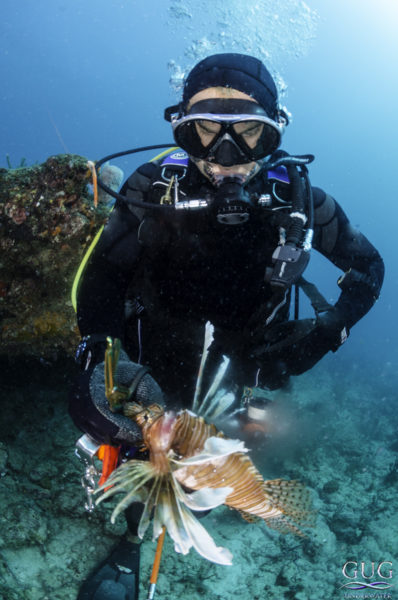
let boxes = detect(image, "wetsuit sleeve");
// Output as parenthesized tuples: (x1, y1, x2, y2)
(76, 163, 156, 342)
(312, 187, 384, 329)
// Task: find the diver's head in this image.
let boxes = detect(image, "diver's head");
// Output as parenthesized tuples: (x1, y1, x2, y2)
(185, 87, 265, 185)
(165, 53, 287, 183)
(164, 53, 288, 224)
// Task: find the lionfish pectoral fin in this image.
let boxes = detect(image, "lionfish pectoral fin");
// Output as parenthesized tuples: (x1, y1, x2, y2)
(154, 479, 192, 552)
(137, 476, 163, 539)
(175, 501, 233, 565)
(110, 487, 148, 525)
(174, 436, 248, 467)
(175, 480, 234, 511)
(151, 474, 233, 565)
(95, 459, 156, 524)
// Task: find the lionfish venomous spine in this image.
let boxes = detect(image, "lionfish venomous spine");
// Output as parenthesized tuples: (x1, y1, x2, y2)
(97, 324, 312, 565)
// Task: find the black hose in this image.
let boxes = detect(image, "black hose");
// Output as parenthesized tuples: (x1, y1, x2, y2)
(265, 151, 314, 247)
(294, 284, 300, 320)
(285, 163, 305, 246)
(95, 144, 178, 211)
(302, 167, 314, 231)
(286, 218, 304, 246)
(264, 153, 314, 170)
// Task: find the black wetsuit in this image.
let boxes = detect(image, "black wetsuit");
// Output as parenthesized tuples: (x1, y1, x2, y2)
(76, 158, 384, 404)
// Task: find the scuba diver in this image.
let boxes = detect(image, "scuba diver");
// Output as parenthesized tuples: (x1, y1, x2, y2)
(70, 53, 384, 599)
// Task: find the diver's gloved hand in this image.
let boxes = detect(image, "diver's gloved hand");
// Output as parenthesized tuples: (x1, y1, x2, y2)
(314, 307, 349, 351)
(69, 348, 164, 446)
(252, 307, 348, 377)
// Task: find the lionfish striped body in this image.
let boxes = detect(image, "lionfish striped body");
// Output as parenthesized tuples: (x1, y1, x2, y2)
(97, 324, 312, 565)
(169, 411, 308, 531)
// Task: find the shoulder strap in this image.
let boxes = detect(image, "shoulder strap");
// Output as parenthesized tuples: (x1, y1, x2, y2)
(147, 148, 189, 206)
(297, 276, 333, 315)
(157, 148, 189, 169)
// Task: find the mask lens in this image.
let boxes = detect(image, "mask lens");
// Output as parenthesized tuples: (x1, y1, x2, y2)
(232, 120, 264, 148)
(231, 121, 280, 159)
(174, 120, 211, 159)
(195, 119, 222, 146)
(174, 116, 281, 161)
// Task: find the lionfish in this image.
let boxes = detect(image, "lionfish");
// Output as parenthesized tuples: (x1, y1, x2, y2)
(96, 323, 312, 565)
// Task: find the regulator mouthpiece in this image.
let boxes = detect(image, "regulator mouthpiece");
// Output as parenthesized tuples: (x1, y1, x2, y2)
(214, 176, 251, 225)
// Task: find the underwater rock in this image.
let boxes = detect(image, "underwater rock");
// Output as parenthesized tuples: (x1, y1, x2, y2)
(0, 154, 112, 359)
(0, 442, 8, 473)
(1, 497, 48, 549)
(322, 480, 339, 494)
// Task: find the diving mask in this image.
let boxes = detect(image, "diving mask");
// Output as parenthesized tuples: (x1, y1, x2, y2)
(165, 99, 286, 167)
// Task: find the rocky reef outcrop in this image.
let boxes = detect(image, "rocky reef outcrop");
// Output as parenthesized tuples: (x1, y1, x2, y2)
(0, 155, 111, 358)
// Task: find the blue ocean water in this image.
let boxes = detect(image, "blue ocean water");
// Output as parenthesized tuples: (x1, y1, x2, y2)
(1, 1, 397, 598)
(1, 0, 396, 368)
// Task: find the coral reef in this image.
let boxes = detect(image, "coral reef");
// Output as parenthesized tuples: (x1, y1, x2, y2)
(0, 155, 111, 358)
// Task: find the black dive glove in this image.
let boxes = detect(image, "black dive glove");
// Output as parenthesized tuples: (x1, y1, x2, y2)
(69, 346, 164, 445)
(314, 307, 349, 351)
(252, 307, 348, 377)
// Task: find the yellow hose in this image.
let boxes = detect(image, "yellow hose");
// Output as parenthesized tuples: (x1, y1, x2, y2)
(71, 147, 179, 312)
(70, 225, 104, 312)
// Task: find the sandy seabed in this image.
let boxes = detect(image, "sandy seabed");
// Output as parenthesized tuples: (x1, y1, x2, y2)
(0, 353, 397, 600)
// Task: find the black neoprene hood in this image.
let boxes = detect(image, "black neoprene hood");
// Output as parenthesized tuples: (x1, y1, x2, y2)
(182, 53, 279, 118)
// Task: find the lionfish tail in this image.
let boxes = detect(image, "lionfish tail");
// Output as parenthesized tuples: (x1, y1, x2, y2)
(262, 478, 315, 536)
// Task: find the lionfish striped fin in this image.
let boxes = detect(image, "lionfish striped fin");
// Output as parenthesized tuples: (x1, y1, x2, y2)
(237, 509, 261, 524)
(262, 514, 308, 537)
(262, 478, 314, 535)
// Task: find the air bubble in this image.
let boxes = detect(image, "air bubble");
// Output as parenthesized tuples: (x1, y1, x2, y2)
(166, 0, 319, 97)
